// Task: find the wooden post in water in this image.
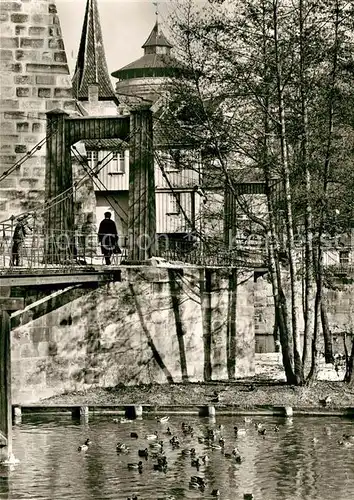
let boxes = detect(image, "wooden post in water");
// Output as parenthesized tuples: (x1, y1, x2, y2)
(45, 109, 74, 263)
(0, 291, 24, 462)
(128, 106, 156, 261)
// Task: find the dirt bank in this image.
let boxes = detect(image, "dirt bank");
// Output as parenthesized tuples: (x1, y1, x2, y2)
(41, 380, 354, 409)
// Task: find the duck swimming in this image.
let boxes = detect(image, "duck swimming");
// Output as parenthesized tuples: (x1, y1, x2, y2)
(234, 426, 246, 436)
(116, 442, 129, 452)
(156, 416, 170, 424)
(343, 434, 354, 443)
(146, 431, 158, 440)
(127, 461, 143, 470)
(130, 432, 138, 439)
(78, 438, 91, 452)
(138, 448, 149, 458)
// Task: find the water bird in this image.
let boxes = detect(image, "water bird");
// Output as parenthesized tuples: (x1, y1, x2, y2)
(234, 426, 246, 436)
(258, 427, 266, 436)
(190, 476, 206, 489)
(165, 427, 172, 435)
(130, 432, 138, 439)
(211, 443, 223, 450)
(156, 416, 170, 424)
(146, 431, 158, 440)
(274, 425, 280, 432)
(116, 442, 129, 452)
(78, 438, 91, 452)
(138, 448, 149, 458)
(255, 422, 263, 431)
(181, 447, 195, 456)
(127, 496, 138, 500)
(117, 417, 130, 423)
(320, 396, 332, 407)
(201, 454, 209, 463)
(343, 434, 354, 443)
(150, 440, 164, 451)
(312, 437, 319, 444)
(170, 436, 180, 448)
(244, 494, 254, 500)
(219, 437, 225, 446)
(244, 417, 253, 423)
(127, 461, 143, 470)
(210, 390, 220, 403)
(191, 457, 201, 468)
(212, 490, 220, 496)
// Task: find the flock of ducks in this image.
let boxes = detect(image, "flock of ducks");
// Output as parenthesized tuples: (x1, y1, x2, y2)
(77, 415, 354, 499)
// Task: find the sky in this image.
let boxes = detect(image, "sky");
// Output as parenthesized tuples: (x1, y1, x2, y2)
(56, 0, 179, 78)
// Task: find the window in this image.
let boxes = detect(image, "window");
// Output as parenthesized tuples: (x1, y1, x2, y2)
(109, 151, 125, 174)
(160, 150, 181, 173)
(167, 193, 180, 215)
(87, 150, 98, 169)
(339, 250, 350, 265)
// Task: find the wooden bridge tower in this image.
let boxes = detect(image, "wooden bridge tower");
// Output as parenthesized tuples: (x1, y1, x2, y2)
(45, 105, 156, 262)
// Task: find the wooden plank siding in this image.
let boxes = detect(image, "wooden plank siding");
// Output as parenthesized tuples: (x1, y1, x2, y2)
(156, 191, 200, 234)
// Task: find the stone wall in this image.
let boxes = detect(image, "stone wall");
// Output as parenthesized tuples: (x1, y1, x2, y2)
(11, 266, 255, 403)
(0, 0, 75, 220)
(254, 276, 354, 353)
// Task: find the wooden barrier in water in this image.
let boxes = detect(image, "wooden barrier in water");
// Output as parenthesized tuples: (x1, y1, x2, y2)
(0, 292, 24, 461)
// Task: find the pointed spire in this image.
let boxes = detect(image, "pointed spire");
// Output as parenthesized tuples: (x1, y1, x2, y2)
(142, 19, 173, 52)
(72, 0, 116, 101)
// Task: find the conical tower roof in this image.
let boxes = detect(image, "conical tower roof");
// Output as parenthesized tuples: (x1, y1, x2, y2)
(142, 20, 173, 49)
(72, 0, 116, 101)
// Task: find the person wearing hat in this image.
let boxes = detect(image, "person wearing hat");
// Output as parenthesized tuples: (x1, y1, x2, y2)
(98, 211, 118, 265)
(10, 215, 32, 267)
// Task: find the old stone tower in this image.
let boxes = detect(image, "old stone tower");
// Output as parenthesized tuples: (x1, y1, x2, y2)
(0, 0, 76, 221)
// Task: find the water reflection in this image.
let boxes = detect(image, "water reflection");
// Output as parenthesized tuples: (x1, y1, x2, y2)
(0, 415, 353, 499)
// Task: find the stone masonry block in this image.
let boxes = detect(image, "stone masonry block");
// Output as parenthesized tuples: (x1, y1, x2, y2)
(0, 62, 22, 72)
(48, 38, 64, 50)
(15, 144, 27, 153)
(41, 51, 53, 62)
(32, 122, 42, 132)
(0, 3, 22, 12)
(14, 75, 33, 85)
(16, 49, 41, 62)
(54, 51, 66, 63)
(35, 75, 55, 85)
(28, 26, 46, 36)
(31, 14, 50, 25)
(0, 122, 16, 134)
(54, 88, 72, 98)
(20, 38, 44, 48)
(15, 25, 26, 36)
(26, 63, 69, 74)
(10, 13, 28, 23)
(0, 86, 16, 98)
(16, 122, 29, 132)
(0, 99, 19, 110)
(16, 87, 30, 97)
(38, 88, 51, 98)
(1, 37, 19, 48)
(0, 49, 13, 60)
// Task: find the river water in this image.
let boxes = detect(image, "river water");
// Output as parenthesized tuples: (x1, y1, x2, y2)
(0, 415, 353, 500)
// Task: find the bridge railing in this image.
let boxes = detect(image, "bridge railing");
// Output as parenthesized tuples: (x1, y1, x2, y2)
(0, 222, 267, 272)
(0, 223, 129, 272)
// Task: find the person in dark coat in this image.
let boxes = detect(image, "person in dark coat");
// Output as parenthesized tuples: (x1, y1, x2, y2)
(10, 215, 31, 267)
(98, 212, 118, 265)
